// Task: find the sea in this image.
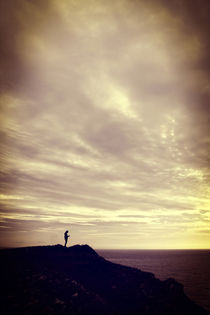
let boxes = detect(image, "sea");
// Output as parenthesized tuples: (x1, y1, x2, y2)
(97, 249, 210, 312)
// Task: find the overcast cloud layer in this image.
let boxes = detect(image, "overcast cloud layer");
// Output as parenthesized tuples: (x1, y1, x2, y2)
(0, 0, 210, 248)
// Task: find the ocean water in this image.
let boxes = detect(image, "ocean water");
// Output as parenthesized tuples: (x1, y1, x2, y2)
(97, 249, 210, 312)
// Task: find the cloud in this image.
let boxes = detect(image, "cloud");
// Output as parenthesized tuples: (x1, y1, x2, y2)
(0, 0, 210, 248)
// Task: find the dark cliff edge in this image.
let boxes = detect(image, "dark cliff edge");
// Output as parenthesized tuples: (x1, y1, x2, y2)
(0, 244, 209, 315)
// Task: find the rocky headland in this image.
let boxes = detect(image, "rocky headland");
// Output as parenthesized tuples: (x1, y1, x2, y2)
(0, 244, 209, 314)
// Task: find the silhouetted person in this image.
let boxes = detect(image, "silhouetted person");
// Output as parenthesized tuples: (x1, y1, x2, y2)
(64, 230, 70, 247)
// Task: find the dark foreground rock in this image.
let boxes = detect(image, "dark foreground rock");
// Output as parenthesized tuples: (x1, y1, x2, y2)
(0, 244, 208, 315)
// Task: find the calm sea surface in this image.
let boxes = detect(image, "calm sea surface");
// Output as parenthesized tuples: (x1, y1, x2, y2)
(97, 249, 210, 312)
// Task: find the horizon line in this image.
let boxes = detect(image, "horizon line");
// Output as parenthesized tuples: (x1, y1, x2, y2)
(1, 244, 210, 251)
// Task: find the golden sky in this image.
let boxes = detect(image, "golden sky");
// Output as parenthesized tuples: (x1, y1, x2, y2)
(0, 0, 210, 248)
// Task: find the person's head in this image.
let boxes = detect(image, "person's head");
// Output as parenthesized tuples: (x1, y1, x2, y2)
(66, 230, 68, 233)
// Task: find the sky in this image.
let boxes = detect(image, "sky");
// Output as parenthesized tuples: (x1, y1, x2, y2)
(0, 0, 210, 249)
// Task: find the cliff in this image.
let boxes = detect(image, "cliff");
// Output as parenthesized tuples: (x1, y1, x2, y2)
(0, 244, 208, 314)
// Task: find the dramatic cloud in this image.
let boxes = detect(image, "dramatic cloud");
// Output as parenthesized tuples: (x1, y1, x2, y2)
(0, 0, 210, 248)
